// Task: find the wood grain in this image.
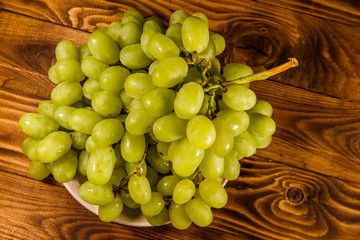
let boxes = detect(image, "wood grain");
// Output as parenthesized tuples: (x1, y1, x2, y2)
(1, 1, 360, 100)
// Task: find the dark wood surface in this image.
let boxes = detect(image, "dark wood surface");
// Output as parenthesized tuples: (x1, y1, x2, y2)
(0, 0, 359, 239)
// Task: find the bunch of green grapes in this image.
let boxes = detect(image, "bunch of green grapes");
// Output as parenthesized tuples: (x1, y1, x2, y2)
(18, 9, 298, 229)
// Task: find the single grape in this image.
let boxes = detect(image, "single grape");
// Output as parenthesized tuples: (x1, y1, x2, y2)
(120, 131, 145, 163)
(223, 63, 253, 81)
(217, 109, 250, 137)
(91, 91, 122, 117)
(82, 79, 102, 100)
(120, 189, 140, 209)
(152, 112, 187, 142)
(125, 109, 158, 135)
(183, 66, 203, 84)
(120, 43, 152, 69)
(185, 197, 213, 227)
(199, 178, 228, 208)
(186, 115, 216, 149)
(68, 108, 103, 135)
(173, 179, 195, 204)
(51, 81, 83, 106)
(169, 10, 189, 25)
(47, 149, 78, 183)
(70, 131, 89, 150)
(85, 135, 97, 154)
(196, 38, 216, 65)
(54, 58, 85, 82)
(165, 23, 185, 51)
(146, 166, 159, 188)
(156, 175, 180, 196)
(146, 145, 171, 174)
(124, 73, 156, 99)
(128, 175, 152, 204)
(252, 134, 272, 149)
(210, 34, 226, 56)
(28, 161, 51, 180)
(48, 65, 63, 84)
(79, 181, 114, 205)
(151, 56, 188, 88)
(92, 118, 124, 146)
(120, 89, 134, 110)
(38, 100, 56, 119)
(123, 9, 144, 25)
(234, 130, 257, 157)
(174, 82, 204, 119)
(145, 207, 170, 226)
(87, 30, 120, 64)
(156, 141, 171, 161)
(222, 85, 256, 111)
(182, 16, 209, 53)
(107, 21, 123, 41)
(199, 149, 224, 179)
(55, 40, 79, 60)
(87, 146, 116, 186)
(169, 202, 192, 230)
(192, 12, 209, 26)
(141, 88, 176, 118)
(78, 43, 92, 62)
(143, 19, 162, 33)
(117, 21, 142, 48)
(141, 192, 165, 217)
(222, 150, 241, 181)
(98, 197, 123, 222)
(247, 113, 276, 137)
(78, 149, 90, 176)
(35, 131, 72, 163)
(81, 56, 109, 80)
(246, 100, 273, 117)
(209, 118, 234, 157)
(108, 167, 126, 186)
(148, 33, 180, 60)
(18, 113, 59, 139)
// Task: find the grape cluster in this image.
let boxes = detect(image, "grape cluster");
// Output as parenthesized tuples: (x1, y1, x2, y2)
(18, 9, 297, 229)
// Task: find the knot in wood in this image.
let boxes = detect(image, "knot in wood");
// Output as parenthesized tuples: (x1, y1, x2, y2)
(286, 187, 304, 204)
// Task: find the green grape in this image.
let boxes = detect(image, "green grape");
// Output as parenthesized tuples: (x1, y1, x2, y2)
(152, 112, 187, 142)
(120, 189, 140, 209)
(91, 91, 122, 117)
(186, 115, 216, 149)
(167, 139, 181, 162)
(252, 134, 272, 149)
(87, 30, 120, 65)
(35, 131, 72, 163)
(38, 100, 56, 118)
(148, 33, 180, 60)
(87, 146, 116, 185)
(81, 56, 109, 80)
(120, 131, 145, 163)
(145, 15, 163, 28)
(141, 29, 160, 61)
(19, 113, 59, 138)
(222, 150, 241, 181)
(172, 138, 204, 177)
(120, 43, 152, 69)
(169, 10, 189, 25)
(78, 149, 90, 176)
(120, 89, 134, 110)
(68, 108, 103, 135)
(128, 175, 152, 204)
(196, 38, 216, 65)
(198, 94, 210, 115)
(185, 197, 212, 227)
(122, 9, 144, 25)
(25, 139, 41, 161)
(79, 181, 114, 205)
(234, 130, 257, 157)
(199, 149, 224, 179)
(210, 57, 221, 75)
(125, 109, 157, 135)
(192, 12, 209, 26)
(174, 82, 204, 119)
(55, 40, 78, 60)
(28, 160, 51, 180)
(78, 43, 92, 62)
(165, 23, 185, 51)
(156, 175, 180, 196)
(107, 21, 123, 41)
(70, 131, 88, 150)
(85, 136, 97, 154)
(141, 88, 175, 118)
(148, 60, 160, 75)
(151, 56, 188, 88)
(117, 21, 142, 48)
(48, 65, 63, 84)
(82, 79, 102, 100)
(209, 118, 234, 157)
(21, 137, 39, 155)
(128, 98, 143, 112)
(51, 81, 83, 106)
(124, 73, 156, 99)
(210, 34, 226, 56)
(98, 197, 123, 222)
(248, 113, 276, 137)
(173, 179, 195, 204)
(183, 66, 203, 84)
(146, 207, 170, 226)
(146, 145, 171, 174)
(199, 178, 228, 208)
(169, 202, 192, 230)
(217, 109, 250, 137)
(141, 192, 165, 217)
(156, 141, 171, 161)
(182, 16, 209, 53)
(92, 118, 124, 146)
(125, 160, 147, 176)
(54, 58, 85, 82)
(108, 167, 126, 186)
(246, 100, 273, 117)
(146, 166, 159, 187)
(143, 19, 162, 33)
(48, 149, 78, 183)
(223, 63, 253, 81)
(222, 85, 256, 111)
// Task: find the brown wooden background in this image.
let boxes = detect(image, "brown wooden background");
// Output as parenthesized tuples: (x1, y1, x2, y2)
(0, 0, 360, 239)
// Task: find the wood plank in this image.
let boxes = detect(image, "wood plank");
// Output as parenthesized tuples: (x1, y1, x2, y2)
(1, 1, 360, 100)
(1, 157, 359, 240)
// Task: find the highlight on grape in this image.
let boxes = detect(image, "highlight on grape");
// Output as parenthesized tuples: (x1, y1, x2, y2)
(19, 9, 298, 229)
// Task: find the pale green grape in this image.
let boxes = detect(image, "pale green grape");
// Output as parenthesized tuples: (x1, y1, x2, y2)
(85, 136, 97, 154)
(165, 23, 185, 51)
(156, 141, 171, 161)
(124, 73, 156, 99)
(210, 34, 226, 56)
(125, 160, 147, 176)
(51, 81, 83, 106)
(35, 131, 72, 163)
(120, 189, 140, 209)
(156, 175, 180, 196)
(141, 88, 175, 118)
(87, 30, 120, 64)
(91, 91, 122, 117)
(199, 149, 224, 179)
(128, 175, 152, 204)
(107, 21, 123, 41)
(117, 21, 142, 48)
(145, 16, 163, 28)
(146, 166, 159, 187)
(78, 149, 90, 176)
(151, 56, 188, 88)
(167, 139, 181, 162)
(248, 113, 276, 137)
(185, 197, 213, 227)
(81, 56, 109, 80)
(28, 161, 51, 180)
(54, 58, 85, 82)
(125, 109, 157, 135)
(18, 113, 59, 138)
(79, 181, 114, 205)
(87, 146, 116, 185)
(182, 16, 209, 53)
(198, 94, 210, 115)
(108, 167, 126, 186)
(70, 131, 88, 150)
(217, 109, 250, 137)
(210, 57, 221, 75)
(47, 149, 77, 183)
(152, 112, 187, 142)
(122, 9, 144, 25)
(169, 202, 192, 230)
(186, 115, 216, 149)
(222, 85, 256, 111)
(146, 207, 170, 226)
(223, 63, 253, 81)
(146, 145, 171, 174)
(78, 43, 92, 62)
(209, 118, 234, 157)
(252, 134, 272, 149)
(48, 65, 63, 84)
(246, 100, 273, 117)
(199, 178, 228, 208)
(120, 131, 145, 163)
(69, 108, 103, 135)
(169, 10, 189, 25)
(21, 137, 39, 156)
(82, 79, 102, 100)
(148, 33, 180, 60)
(141, 192, 165, 217)
(234, 130, 257, 157)
(143, 19, 162, 33)
(174, 82, 204, 119)
(38, 100, 56, 118)
(92, 118, 124, 146)
(56, 40, 79, 60)
(141, 29, 160, 61)
(222, 150, 241, 181)
(98, 197, 123, 222)
(192, 12, 209, 26)
(183, 66, 203, 84)
(25, 139, 41, 161)
(173, 179, 195, 204)
(120, 89, 134, 110)
(172, 138, 204, 177)
(128, 98, 143, 112)
(148, 60, 160, 75)
(120, 43, 152, 69)
(196, 38, 216, 65)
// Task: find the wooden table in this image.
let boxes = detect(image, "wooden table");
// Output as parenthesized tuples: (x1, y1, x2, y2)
(1, 0, 360, 239)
